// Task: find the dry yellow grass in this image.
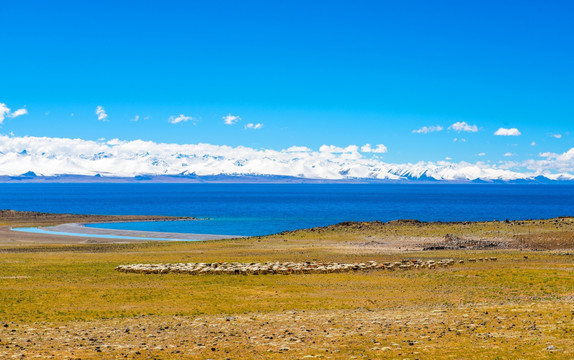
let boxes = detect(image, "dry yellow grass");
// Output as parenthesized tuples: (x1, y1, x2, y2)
(1, 214, 573, 359)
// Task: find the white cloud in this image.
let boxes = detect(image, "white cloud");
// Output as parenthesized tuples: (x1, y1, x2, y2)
(504, 152, 514, 157)
(522, 148, 574, 173)
(0, 103, 28, 124)
(494, 128, 521, 136)
(223, 114, 241, 125)
(531, 141, 536, 146)
(0, 103, 10, 124)
(131, 115, 150, 122)
(168, 114, 194, 124)
(478, 152, 486, 156)
(9, 108, 28, 118)
(106, 138, 124, 146)
(245, 123, 263, 130)
(449, 121, 478, 133)
(412, 125, 443, 134)
(551, 134, 562, 139)
(285, 146, 312, 152)
(95, 106, 108, 121)
(360, 144, 387, 153)
(539, 149, 574, 162)
(319, 145, 359, 153)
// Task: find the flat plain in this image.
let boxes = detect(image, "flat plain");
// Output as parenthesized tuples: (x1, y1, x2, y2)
(1, 211, 573, 359)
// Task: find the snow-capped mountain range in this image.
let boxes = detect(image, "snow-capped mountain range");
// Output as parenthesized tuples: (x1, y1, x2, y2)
(0, 134, 573, 182)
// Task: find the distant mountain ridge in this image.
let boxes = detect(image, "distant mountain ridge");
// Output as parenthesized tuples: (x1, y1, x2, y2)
(1, 134, 573, 183)
(1, 173, 573, 184)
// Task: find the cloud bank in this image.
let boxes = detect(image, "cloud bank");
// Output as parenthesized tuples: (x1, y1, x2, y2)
(0, 134, 572, 181)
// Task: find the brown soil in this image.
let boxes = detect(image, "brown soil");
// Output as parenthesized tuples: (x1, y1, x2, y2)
(421, 233, 511, 250)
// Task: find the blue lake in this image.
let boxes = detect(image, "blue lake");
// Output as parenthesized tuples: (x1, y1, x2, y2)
(1, 183, 574, 236)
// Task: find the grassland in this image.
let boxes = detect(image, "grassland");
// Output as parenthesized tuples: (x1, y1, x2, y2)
(0, 213, 573, 359)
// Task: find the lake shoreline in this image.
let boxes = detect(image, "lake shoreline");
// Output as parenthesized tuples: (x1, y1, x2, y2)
(13, 223, 244, 241)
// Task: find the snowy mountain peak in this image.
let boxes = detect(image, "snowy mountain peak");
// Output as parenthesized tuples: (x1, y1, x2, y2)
(0, 134, 573, 182)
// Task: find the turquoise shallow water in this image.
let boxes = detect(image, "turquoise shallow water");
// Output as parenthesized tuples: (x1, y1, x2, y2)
(2, 183, 574, 237)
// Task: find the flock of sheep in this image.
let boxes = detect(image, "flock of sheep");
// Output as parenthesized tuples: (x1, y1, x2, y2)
(114, 258, 496, 275)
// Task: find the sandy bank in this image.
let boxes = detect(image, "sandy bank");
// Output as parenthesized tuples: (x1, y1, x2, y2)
(0, 210, 242, 244)
(27, 223, 243, 241)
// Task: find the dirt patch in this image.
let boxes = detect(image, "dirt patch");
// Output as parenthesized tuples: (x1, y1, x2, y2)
(422, 233, 511, 251)
(514, 231, 574, 250)
(340, 236, 440, 253)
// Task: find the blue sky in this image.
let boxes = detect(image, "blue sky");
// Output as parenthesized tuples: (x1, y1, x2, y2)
(1, 0, 573, 166)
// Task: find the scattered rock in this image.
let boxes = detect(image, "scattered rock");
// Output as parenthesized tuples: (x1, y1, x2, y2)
(423, 234, 508, 251)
